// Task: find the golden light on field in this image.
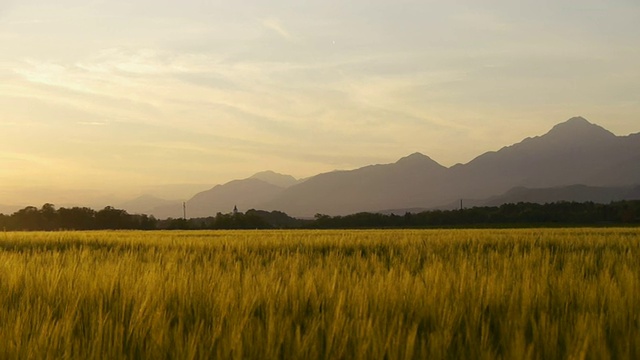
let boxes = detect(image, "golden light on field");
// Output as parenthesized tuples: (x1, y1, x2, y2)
(1, 229, 639, 358)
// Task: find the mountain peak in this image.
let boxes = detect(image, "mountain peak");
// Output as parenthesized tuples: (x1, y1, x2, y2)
(251, 170, 282, 178)
(395, 152, 445, 168)
(249, 171, 299, 188)
(552, 116, 593, 130)
(545, 116, 615, 140)
(566, 116, 590, 124)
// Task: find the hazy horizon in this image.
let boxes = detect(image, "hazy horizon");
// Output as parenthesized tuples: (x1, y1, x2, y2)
(2, 1, 639, 206)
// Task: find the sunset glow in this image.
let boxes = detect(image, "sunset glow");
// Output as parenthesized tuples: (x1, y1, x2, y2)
(1, 0, 639, 207)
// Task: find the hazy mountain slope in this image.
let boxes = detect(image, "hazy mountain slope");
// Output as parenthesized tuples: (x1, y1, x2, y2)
(148, 171, 299, 219)
(265, 153, 448, 217)
(118, 195, 179, 215)
(182, 178, 285, 218)
(447, 117, 639, 200)
(151, 117, 639, 218)
(265, 117, 640, 217)
(249, 171, 301, 188)
(587, 132, 640, 186)
(480, 185, 640, 206)
(381, 184, 640, 214)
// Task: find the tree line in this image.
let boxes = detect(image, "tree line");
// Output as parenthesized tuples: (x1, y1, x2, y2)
(0, 205, 305, 231)
(0, 204, 156, 231)
(0, 201, 638, 231)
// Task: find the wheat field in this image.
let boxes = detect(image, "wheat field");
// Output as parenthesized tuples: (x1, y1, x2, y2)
(0, 229, 638, 359)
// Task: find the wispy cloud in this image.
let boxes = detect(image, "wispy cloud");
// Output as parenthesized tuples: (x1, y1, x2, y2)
(261, 18, 295, 41)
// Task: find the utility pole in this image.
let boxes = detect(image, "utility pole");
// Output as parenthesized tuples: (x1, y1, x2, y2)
(183, 202, 187, 220)
(460, 199, 463, 210)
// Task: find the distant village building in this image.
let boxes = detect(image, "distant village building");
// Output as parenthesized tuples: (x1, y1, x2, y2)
(233, 205, 238, 215)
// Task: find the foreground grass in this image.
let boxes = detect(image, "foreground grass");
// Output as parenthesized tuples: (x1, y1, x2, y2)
(0, 229, 639, 359)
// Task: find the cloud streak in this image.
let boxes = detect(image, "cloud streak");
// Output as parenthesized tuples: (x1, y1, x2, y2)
(261, 18, 294, 41)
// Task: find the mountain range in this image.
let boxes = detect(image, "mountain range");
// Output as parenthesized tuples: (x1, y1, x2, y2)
(128, 117, 640, 218)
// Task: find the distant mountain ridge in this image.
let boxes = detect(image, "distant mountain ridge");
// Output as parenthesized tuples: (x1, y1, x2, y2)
(117, 195, 178, 215)
(150, 171, 303, 218)
(250, 171, 301, 188)
(264, 153, 449, 216)
(126, 116, 640, 218)
(263, 117, 639, 216)
(446, 117, 633, 197)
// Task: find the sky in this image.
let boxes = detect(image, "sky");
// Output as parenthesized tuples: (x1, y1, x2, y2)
(1, 0, 639, 206)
